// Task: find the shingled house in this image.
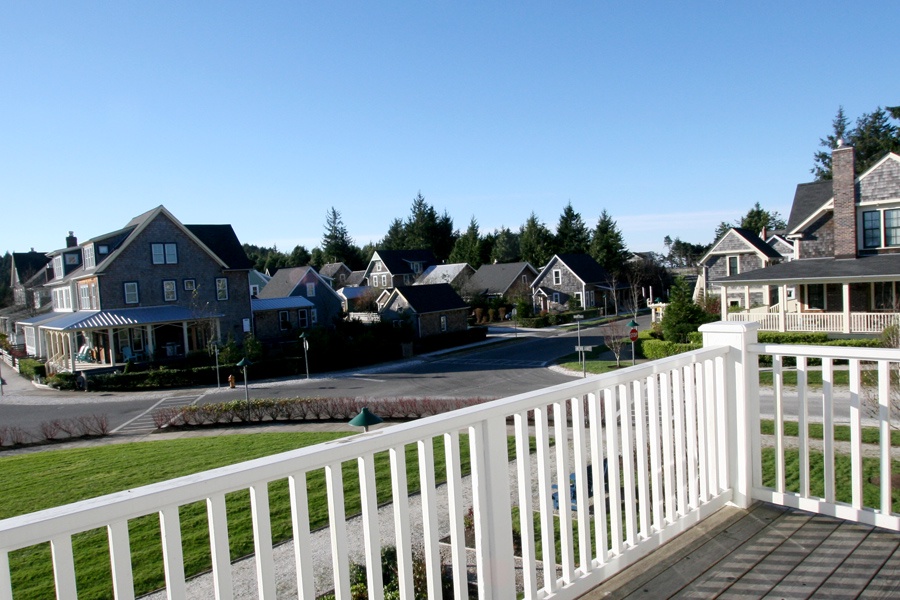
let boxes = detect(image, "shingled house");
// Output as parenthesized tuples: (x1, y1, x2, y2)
(363, 249, 438, 291)
(720, 144, 900, 333)
(379, 283, 469, 338)
(696, 227, 785, 309)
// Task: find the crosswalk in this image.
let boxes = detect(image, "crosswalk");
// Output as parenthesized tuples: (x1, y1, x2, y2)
(113, 394, 203, 435)
(434, 357, 548, 368)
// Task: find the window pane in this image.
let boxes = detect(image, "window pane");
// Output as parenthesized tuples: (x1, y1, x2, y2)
(165, 243, 178, 264)
(863, 211, 881, 248)
(164, 280, 176, 301)
(885, 210, 900, 246)
(152, 243, 164, 264)
(216, 278, 228, 300)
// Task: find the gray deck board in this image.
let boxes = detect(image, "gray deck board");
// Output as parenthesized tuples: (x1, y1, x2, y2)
(578, 502, 900, 600)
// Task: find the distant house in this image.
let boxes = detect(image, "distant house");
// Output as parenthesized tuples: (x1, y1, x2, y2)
(0, 250, 53, 343)
(319, 262, 353, 289)
(15, 206, 254, 371)
(344, 270, 367, 287)
(463, 262, 537, 301)
(696, 227, 784, 309)
(251, 296, 316, 340)
(363, 249, 438, 291)
(338, 285, 378, 313)
(531, 253, 621, 313)
(248, 269, 271, 298)
(379, 284, 469, 338)
(414, 263, 474, 292)
(256, 266, 343, 332)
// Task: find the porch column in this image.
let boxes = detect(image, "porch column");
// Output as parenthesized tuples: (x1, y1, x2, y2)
(778, 285, 787, 332)
(842, 283, 851, 334)
(68, 333, 76, 373)
(743, 286, 750, 310)
(146, 325, 154, 360)
(182, 321, 189, 355)
(108, 328, 116, 367)
(699, 321, 760, 509)
(720, 285, 727, 318)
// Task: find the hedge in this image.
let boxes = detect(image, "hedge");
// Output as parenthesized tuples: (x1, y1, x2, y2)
(17, 359, 45, 380)
(641, 339, 701, 360)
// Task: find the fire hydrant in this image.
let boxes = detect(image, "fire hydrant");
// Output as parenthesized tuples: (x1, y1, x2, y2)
(228, 374, 236, 389)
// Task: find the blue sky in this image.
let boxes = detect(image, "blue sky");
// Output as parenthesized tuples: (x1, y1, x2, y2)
(3, 2, 899, 257)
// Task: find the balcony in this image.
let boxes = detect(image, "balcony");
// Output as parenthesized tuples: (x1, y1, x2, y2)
(728, 309, 900, 334)
(1, 321, 899, 599)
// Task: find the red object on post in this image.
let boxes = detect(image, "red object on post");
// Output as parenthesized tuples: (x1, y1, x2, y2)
(629, 328, 639, 342)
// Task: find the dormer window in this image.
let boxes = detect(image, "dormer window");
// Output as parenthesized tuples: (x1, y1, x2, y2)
(83, 245, 95, 269)
(53, 255, 63, 279)
(98, 244, 109, 255)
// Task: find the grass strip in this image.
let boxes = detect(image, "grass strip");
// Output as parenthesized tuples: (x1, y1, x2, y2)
(759, 419, 900, 446)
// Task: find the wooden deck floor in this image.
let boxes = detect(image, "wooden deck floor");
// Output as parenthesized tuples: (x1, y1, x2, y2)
(581, 502, 900, 599)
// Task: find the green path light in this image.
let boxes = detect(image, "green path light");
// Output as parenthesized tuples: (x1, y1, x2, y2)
(349, 407, 383, 433)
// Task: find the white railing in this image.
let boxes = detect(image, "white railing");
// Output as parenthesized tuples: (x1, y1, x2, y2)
(851, 312, 900, 333)
(2, 321, 898, 599)
(0, 342, 736, 600)
(727, 311, 779, 330)
(785, 312, 845, 332)
(746, 339, 900, 531)
(729, 310, 900, 333)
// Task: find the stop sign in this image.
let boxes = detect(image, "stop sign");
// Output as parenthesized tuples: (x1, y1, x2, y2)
(629, 328, 638, 342)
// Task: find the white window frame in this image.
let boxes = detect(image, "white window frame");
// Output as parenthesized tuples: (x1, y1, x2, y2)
(250, 284, 260, 296)
(83, 245, 95, 269)
(152, 243, 178, 265)
(440, 315, 447, 332)
(311, 308, 318, 325)
(124, 282, 139, 304)
(381, 274, 387, 287)
(375, 262, 382, 272)
(553, 269, 561, 285)
(307, 282, 316, 297)
(53, 255, 64, 279)
(216, 277, 228, 300)
(163, 280, 177, 302)
(552, 292, 560, 304)
(79, 284, 91, 309)
(726, 255, 739, 276)
(298, 309, 308, 328)
(184, 279, 196, 291)
(279, 310, 290, 331)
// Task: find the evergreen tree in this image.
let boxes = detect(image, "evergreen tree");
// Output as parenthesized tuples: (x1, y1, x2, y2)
(288, 245, 311, 267)
(449, 217, 483, 267)
(519, 212, 554, 268)
(714, 203, 787, 242)
(589, 209, 629, 276)
(661, 277, 713, 342)
(813, 106, 900, 180)
(489, 227, 520, 264)
(554, 202, 590, 255)
(380, 218, 406, 250)
(321, 207, 356, 265)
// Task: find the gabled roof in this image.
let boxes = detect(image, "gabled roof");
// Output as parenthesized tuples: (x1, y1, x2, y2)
(319, 262, 350, 278)
(372, 249, 437, 274)
(184, 224, 253, 269)
(257, 266, 317, 298)
(466, 262, 537, 296)
(11, 251, 50, 286)
(248, 269, 271, 289)
(547, 253, 611, 285)
(385, 284, 468, 314)
(414, 263, 473, 286)
(700, 228, 782, 265)
(345, 270, 367, 286)
(787, 180, 834, 235)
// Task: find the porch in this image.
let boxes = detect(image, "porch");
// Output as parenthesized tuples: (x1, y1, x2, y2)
(727, 309, 900, 333)
(1, 321, 898, 599)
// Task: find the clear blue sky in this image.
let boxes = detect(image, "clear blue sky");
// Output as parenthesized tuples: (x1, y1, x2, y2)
(3, 2, 899, 257)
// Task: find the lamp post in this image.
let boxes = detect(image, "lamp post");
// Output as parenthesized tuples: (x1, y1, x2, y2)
(236, 357, 251, 417)
(210, 341, 220, 389)
(627, 319, 639, 366)
(573, 314, 585, 377)
(349, 407, 383, 433)
(299, 333, 309, 379)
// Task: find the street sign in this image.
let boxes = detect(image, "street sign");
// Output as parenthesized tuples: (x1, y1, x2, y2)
(575, 346, 593, 352)
(629, 328, 639, 342)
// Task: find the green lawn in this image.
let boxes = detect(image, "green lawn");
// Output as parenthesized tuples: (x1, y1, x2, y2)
(760, 419, 900, 446)
(0, 431, 495, 600)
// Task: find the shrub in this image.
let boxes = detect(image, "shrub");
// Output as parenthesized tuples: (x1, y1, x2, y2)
(18, 359, 46, 380)
(641, 339, 700, 360)
(47, 372, 77, 390)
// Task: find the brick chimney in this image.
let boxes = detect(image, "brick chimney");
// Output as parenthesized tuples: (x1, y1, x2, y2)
(832, 144, 857, 259)
(66, 231, 78, 248)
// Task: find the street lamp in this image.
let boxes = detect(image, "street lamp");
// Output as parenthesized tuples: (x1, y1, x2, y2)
(349, 407, 383, 433)
(573, 314, 586, 377)
(299, 332, 309, 380)
(627, 319, 639, 366)
(210, 341, 220, 389)
(236, 357, 252, 416)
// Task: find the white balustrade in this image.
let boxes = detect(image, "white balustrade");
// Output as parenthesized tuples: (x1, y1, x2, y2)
(2, 322, 899, 599)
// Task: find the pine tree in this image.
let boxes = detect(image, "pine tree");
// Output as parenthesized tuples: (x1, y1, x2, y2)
(321, 207, 355, 265)
(449, 217, 483, 267)
(813, 106, 900, 180)
(589, 209, 629, 276)
(554, 202, 590, 255)
(489, 227, 520, 264)
(519, 212, 554, 267)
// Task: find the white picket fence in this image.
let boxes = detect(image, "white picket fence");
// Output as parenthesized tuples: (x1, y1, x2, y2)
(729, 310, 900, 333)
(1, 322, 897, 599)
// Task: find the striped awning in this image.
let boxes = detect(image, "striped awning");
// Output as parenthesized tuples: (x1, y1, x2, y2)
(36, 307, 225, 332)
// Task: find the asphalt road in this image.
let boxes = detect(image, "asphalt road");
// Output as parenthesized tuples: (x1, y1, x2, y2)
(0, 320, 614, 440)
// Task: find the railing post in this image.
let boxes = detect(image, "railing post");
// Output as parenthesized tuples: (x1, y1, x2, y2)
(700, 321, 758, 509)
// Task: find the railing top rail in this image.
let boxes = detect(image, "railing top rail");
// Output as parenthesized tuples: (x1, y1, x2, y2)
(750, 342, 900, 361)
(0, 344, 731, 551)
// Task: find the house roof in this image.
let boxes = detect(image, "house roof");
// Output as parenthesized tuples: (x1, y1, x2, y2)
(11, 251, 50, 285)
(184, 224, 254, 269)
(787, 180, 834, 235)
(257, 266, 316, 298)
(338, 286, 374, 300)
(372, 249, 437, 274)
(248, 269, 271, 289)
(414, 263, 472, 286)
(700, 228, 782, 264)
(22, 306, 224, 332)
(466, 262, 536, 296)
(387, 284, 468, 314)
(718, 253, 900, 285)
(251, 296, 314, 312)
(552, 253, 611, 284)
(319, 262, 349, 278)
(345, 270, 367, 286)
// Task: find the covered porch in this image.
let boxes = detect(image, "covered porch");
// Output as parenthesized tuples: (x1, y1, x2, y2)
(1, 321, 898, 599)
(19, 306, 224, 374)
